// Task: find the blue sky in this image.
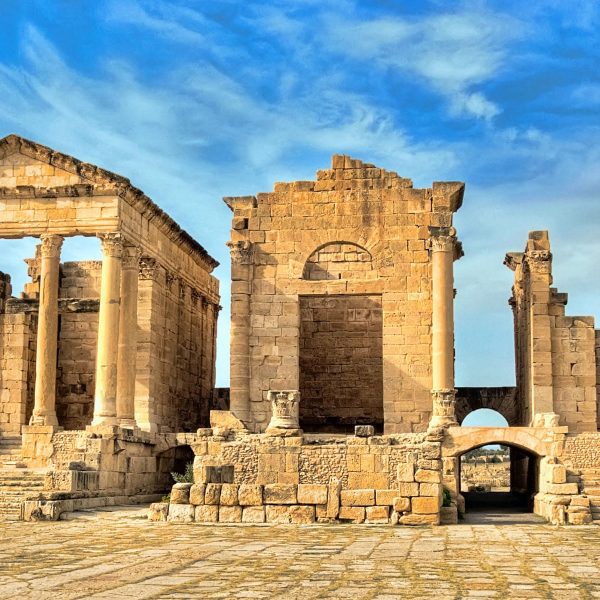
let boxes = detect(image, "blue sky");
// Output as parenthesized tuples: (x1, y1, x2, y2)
(1, 1, 599, 426)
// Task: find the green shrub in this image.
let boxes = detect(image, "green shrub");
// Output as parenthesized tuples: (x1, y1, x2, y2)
(171, 462, 194, 484)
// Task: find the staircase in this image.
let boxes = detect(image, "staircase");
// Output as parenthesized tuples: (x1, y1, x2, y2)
(579, 468, 600, 523)
(0, 436, 47, 521)
(0, 436, 26, 467)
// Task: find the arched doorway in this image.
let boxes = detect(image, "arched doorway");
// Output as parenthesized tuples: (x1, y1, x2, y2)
(458, 442, 539, 522)
(443, 423, 549, 523)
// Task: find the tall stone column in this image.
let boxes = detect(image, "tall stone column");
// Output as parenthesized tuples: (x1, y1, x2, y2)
(226, 240, 253, 427)
(116, 244, 140, 428)
(429, 227, 460, 429)
(30, 234, 64, 426)
(92, 233, 123, 427)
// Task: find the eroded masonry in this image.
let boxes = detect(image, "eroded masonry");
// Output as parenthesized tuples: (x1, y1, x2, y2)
(0, 135, 599, 526)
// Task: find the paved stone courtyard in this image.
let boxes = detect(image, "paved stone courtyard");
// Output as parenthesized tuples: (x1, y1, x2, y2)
(1, 511, 599, 599)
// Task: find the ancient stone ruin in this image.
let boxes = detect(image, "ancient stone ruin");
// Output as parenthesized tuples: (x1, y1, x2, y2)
(0, 134, 599, 525)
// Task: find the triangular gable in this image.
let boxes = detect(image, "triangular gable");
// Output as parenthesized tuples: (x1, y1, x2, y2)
(0, 134, 131, 190)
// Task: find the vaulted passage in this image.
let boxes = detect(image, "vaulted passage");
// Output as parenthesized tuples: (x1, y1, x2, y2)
(299, 294, 383, 433)
(459, 443, 540, 523)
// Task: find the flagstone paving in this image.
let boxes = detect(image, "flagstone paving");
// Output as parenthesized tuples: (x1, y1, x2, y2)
(1, 513, 599, 599)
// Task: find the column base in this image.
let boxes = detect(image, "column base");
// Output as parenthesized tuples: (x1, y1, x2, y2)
(91, 415, 119, 427)
(29, 413, 59, 427)
(117, 418, 138, 429)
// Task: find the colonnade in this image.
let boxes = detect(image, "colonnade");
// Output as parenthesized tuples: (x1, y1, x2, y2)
(29, 232, 140, 429)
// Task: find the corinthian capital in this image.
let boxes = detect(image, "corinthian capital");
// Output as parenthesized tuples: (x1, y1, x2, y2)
(429, 227, 463, 260)
(99, 233, 123, 258)
(526, 249, 552, 274)
(227, 240, 254, 265)
(39, 234, 64, 258)
(121, 244, 142, 269)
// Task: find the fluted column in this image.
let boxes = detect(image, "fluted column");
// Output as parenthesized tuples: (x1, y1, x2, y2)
(30, 234, 64, 426)
(116, 244, 140, 428)
(429, 227, 460, 429)
(92, 233, 123, 426)
(226, 240, 253, 426)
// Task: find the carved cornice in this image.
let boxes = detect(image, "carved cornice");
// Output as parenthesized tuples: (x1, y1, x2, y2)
(227, 240, 254, 265)
(98, 233, 123, 258)
(0, 134, 219, 273)
(39, 234, 64, 259)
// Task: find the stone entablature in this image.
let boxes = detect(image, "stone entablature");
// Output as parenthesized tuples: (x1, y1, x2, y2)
(225, 154, 464, 434)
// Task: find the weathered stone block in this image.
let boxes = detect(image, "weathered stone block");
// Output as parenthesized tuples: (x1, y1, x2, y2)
(338, 506, 365, 523)
(289, 505, 316, 524)
(242, 506, 266, 523)
(199, 465, 235, 484)
(398, 482, 419, 497)
(219, 506, 242, 523)
(392, 497, 411, 512)
(195, 505, 219, 522)
(412, 496, 439, 514)
(414, 469, 441, 483)
(265, 505, 291, 523)
(238, 484, 263, 506)
(341, 489, 375, 506)
(399, 513, 439, 526)
(189, 484, 206, 506)
(397, 463, 414, 483)
(366, 505, 389, 523)
(167, 504, 194, 523)
(147, 502, 169, 522)
(354, 425, 375, 437)
(264, 484, 297, 504)
(171, 483, 192, 504)
(440, 506, 458, 524)
(220, 484, 240, 506)
(419, 483, 441, 497)
(544, 483, 578, 495)
(204, 483, 222, 505)
(326, 477, 341, 518)
(348, 473, 388, 489)
(375, 489, 398, 505)
(297, 484, 327, 505)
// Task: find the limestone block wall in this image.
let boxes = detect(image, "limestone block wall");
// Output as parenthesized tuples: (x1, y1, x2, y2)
(0, 312, 35, 434)
(551, 316, 597, 433)
(56, 311, 99, 430)
(507, 232, 599, 432)
(299, 294, 383, 432)
(563, 433, 600, 469)
(169, 431, 445, 525)
(226, 155, 463, 434)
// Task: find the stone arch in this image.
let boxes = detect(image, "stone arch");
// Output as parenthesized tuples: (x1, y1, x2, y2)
(302, 241, 374, 281)
(443, 427, 552, 458)
(290, 230, 385, 279)
(455, 387, 519, 427)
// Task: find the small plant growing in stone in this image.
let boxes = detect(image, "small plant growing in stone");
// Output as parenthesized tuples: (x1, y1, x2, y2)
(171, 462, 194, 484)
(442, 486, 452, 507)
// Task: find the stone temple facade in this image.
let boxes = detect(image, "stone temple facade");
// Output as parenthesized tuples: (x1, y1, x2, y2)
(0, 135, 599, 526)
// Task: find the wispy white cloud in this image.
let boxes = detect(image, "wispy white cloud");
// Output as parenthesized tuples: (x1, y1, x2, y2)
(320, 7, 521, 120)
